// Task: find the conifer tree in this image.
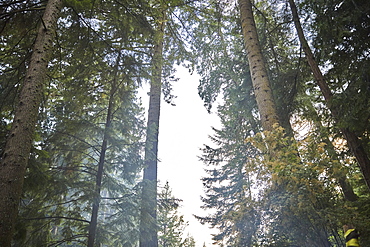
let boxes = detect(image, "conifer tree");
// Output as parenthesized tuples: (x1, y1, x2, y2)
(5, 0, 148, 245)
(139, 0, 195, 245)
(288, 0, 370, 191)
(0, 0, 63, 245)
(158, 182, 195, 247)
(140, 3, 166, 246)
(87, 55, 120, 247)
(193, 0, 362, 245)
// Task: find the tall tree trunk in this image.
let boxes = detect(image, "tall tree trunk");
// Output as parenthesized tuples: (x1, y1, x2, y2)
(237, 3, 335, 245)
(238, 0, 279, 132)
(87, 58, 119, 246)
(139, 9, 166, 247)
(0, 0, 62, 245)
(289, 0, 370, 191)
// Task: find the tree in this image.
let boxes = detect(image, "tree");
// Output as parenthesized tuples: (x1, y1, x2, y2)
(191, 2, 262, 244)
(288, 0, 370, 191)
(237, 0, 279, 132)
(0, 0, 63, 245)
(158, 182, 195, 247)
(1, 0, 368, 246)
(7, 0, 148, 244)
(139, 2, 166, 246)
(139, 0, 195, 245)
(197, 92, 261, 246)
(193, 0, 366, 245)
(87, 55, 120, 247)
(236, 1, 351, 245)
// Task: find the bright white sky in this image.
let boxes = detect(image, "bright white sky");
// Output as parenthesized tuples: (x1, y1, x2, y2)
(141, 66, 220, 246)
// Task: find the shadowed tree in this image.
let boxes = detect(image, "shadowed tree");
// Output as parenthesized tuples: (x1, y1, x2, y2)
(234, 1, 339, 245)
(87, 55, 121, 247)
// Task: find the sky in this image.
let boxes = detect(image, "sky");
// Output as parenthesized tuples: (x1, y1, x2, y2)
(140, 66, 220, 246)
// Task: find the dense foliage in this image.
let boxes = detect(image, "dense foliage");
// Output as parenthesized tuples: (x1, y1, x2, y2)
(0, 0, 369, 246)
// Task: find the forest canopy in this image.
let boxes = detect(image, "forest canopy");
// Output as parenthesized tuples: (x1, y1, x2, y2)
(0, 0, 369, 246)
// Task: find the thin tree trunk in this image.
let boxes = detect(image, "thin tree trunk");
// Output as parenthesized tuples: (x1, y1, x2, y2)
(87, 58, 120, 246)
(238, 0, 279, 132)
(139, 9, 166, 247)
(87, 93, 112, 247)
(0, 0, 62, 245)
(289, 0, 370, 191)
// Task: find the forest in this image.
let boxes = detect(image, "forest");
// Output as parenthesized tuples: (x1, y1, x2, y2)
(0, 0, 369, 246)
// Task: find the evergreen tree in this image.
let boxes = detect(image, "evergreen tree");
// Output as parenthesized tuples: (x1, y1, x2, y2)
(139, 1, 196, 245)
(193, 0, 370, 245)
(158, 182, 195, 247)
(0, 0, 63, 245)
(1, 1, 369, 246)
(7, 0, 148, 245)
(288, 0, 370, 191)
(139, 2, 166, 246)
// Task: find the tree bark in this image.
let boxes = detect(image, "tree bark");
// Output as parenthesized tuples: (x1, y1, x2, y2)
(238, 0, 279, 132)
(139, 9, 166, 247)
(289, 0, 370, 191)
(0, 0, 62, 245)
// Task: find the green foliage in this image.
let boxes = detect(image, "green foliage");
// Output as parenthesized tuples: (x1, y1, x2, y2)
(0, 1, 44, 154)
(303, 0, 370, 154)
(196, 70, 261, 245)
(2, 0, 370, 246)
(3, 1, 149, 245)
(244, 125, 342, 246)
(64, 0, 93, 12)
(191, 0, 247, 112)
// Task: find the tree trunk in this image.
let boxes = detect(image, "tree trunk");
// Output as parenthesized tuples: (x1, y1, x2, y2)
(0, 0, 62, 245)
(87, 93, 112, 247)
(87, 58, 119, 246)
(238, 0, 279, 132)
(289, 0, 370, 191)
(139, 9, 166, 247)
